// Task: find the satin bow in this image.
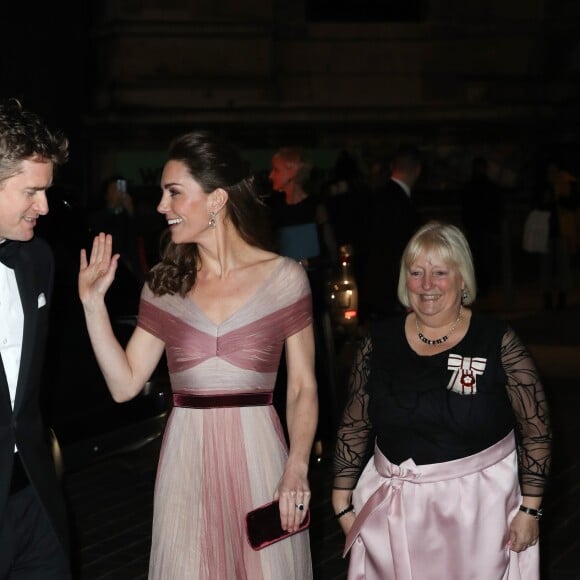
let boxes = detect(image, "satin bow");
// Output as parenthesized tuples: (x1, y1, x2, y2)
(447, 353, 487, 395)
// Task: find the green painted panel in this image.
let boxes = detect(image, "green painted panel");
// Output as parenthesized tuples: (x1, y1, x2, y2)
(114, 147, 341, 187)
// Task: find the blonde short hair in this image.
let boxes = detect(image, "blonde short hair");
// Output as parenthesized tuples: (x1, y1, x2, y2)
(273, 147, 312, 187)
(397, 221, 477, 308)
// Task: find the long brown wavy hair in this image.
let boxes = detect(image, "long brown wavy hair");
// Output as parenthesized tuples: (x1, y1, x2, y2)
(147, 131, 273, 296)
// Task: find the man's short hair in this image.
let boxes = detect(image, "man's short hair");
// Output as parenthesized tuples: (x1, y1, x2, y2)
(0, 98, 68, 184)
(391, 144, 421, 174)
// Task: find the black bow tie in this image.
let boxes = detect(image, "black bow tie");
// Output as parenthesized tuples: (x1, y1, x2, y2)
(0, 240, 21, 269)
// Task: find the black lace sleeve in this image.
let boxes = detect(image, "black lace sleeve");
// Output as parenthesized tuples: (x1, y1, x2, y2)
(332, 335, 373, 490)
(501, 326, 552, 496)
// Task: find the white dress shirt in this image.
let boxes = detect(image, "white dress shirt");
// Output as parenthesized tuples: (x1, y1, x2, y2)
(0, 262, 24, 452)
(391, 177, 412, 198)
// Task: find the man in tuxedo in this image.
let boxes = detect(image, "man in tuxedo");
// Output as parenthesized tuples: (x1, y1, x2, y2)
(0, 99, 71, 578)
(359, 144, 423, 323)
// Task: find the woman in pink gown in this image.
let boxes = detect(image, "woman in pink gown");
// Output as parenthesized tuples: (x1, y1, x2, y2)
(332, 222, 551, 579)
(79, 131, 317, 579)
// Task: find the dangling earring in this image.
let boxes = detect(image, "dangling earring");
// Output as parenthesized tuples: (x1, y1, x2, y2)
(461, 288, 469, 304)
(208, 211, 217, 229)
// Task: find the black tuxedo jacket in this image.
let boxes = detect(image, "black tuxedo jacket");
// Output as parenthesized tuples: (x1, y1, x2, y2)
(360, 179, 422, 318)
(0, 237, 69, 552)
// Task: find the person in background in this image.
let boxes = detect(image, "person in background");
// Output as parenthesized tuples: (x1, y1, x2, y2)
(359, 144, 423, 324)
(0, 98, 71, 578)
(534, 159, 579, 310)
(332, 221, 551, 579)
(323, 149, 368, 250)
(268, 147, 337, 275)
(460, 156, 505, 297)
(79, 131, 317, 579)
(322, 150, 369, 299)
(268, 147, 338, 454)
(88, 175, 149, 314)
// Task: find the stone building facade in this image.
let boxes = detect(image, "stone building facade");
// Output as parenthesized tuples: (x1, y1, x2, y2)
(86, 0, 580, 200)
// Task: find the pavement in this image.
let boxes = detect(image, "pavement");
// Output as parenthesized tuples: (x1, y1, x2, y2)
(61, 256, 580, 580)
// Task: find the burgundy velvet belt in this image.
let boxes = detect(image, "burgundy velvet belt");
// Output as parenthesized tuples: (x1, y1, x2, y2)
(172, 392, 273, 408)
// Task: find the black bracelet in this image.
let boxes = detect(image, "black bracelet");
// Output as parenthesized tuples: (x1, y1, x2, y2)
(519, 505, 543, 520)
(334, 505, 355, 519)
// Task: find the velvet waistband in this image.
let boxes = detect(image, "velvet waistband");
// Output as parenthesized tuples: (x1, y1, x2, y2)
(172, 391, 273, 409)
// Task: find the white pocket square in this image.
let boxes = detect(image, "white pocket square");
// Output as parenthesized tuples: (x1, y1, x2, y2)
(37, 293, 46, 308)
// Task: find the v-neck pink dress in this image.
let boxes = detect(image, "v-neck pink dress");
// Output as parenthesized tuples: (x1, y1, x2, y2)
(137, 257, 314, 579)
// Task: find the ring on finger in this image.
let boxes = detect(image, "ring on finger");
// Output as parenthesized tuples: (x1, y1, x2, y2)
(295, 503, 304, 511)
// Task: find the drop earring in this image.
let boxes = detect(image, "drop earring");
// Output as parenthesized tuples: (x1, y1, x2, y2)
(461, 288, 469, 304)
(208, 211, 217, 229)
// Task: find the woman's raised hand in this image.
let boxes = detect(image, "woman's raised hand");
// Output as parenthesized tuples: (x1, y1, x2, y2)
(79, 233, 119, 309)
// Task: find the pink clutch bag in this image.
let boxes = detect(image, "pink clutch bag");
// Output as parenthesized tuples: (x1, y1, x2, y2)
(245, 500, 310, 550)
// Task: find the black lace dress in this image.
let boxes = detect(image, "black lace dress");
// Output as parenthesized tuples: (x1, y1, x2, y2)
(333, 310, 552, 497)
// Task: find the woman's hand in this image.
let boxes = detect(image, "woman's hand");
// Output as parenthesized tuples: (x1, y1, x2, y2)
(79, 233, 119, 310)
(274, 460, 311, 533)
(507, 510, 540, 553)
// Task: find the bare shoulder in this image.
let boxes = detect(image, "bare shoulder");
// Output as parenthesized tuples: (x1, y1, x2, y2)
(275, 255, 309, 279)
(252, 248, 280, 265)
(247, 249, 284, 277)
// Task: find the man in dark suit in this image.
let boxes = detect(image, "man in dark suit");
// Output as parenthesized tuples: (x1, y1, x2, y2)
(460, 157, 504, 297)
(359, 144, 423, 323)
(0, 99, 71, 578)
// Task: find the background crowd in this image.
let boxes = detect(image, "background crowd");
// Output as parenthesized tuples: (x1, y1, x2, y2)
(1, 96, 576, 578)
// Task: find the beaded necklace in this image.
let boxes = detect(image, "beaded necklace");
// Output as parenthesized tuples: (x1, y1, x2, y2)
(415, 306, 463, 345)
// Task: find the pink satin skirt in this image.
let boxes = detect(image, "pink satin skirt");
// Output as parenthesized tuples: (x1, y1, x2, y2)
(345, 431, 539, 580)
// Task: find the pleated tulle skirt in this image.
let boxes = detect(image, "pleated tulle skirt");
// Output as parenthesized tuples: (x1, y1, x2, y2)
(148, 406, 312, 580)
